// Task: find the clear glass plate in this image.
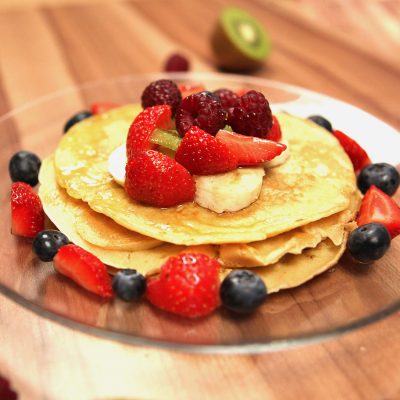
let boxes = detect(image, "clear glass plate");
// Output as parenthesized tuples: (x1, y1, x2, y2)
(1, 72, 399, 354)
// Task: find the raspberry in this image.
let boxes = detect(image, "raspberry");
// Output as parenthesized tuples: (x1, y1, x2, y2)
(125, 150, 195, 207)
(175, 92, 227, 137)
(0, 375, 18, 400)
(164, 53, 190, 72)
(141, 80, 182, 116)
(213, 88, 239, 110)
(175, 126, 237, 175)
(146, 253, 220, 318)
(227, 90, 273, 138)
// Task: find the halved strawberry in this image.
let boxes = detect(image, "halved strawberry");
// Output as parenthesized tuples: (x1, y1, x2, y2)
(54, 244, 113, 298)
(175, 126, 238, 175)
(11, 182, 44, 238)
(215, 130, 286, 166)
(357, 185, 400, 238)
(146, 253, 220, 318)
(125, 150, 195, 207)
(178, 83, 206, 98)
(332, 130, 371, 173)
(126, 105, 173, 159)
(267, 115, 282, 142)
(90, 102, 119, 115)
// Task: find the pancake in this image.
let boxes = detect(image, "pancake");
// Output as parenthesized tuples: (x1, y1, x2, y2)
(222, 237, 349, 294)
(39, 157, 217, 273)
(41, 155, 357, 276)
(219, 192, 360, 268)
(54, 106, 356, 245)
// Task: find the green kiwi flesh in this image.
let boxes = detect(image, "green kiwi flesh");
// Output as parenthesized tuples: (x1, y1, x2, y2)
(211, 7, 271, 72)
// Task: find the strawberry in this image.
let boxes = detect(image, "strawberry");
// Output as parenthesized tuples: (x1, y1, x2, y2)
(90, 102, 119, 115)
(11, 182, 44, 238)
(178, 83, 206, 98)
(126, 105, 172, 159)
(125, 150, 195, 207)
(146, 253, 220, 318)
(54, 244, 113, 298)
(332, 130, 371, 173)
(175, 126, 238, 175)
(357, 185, 400, 238)
(215, 130, 287, 166)
(267, 115, 282, 142)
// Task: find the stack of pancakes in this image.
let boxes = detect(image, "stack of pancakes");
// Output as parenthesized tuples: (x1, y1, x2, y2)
(39, 105, 359, 293)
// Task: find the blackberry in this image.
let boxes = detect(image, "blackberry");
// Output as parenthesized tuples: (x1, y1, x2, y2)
(213, 88, 239, 110)
(227, 90, 272, 138)
(175, 92, 227, 136)
(141, 79, 182, 116)
(164, 53, 190, 72)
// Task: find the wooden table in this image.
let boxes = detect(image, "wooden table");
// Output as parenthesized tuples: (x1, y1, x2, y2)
(1, 1, 400, 399)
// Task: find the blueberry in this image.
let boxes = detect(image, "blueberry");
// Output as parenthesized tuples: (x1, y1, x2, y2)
(220, 269, 267, 314)
(357, 163, 399, 196)
(347, 223, 391, 263)
(64, 110, 92, 133)
(112, 269, 146, 301)
(308, 115, 333, 132)
(9, 151, 41, 186)
(33, 230, 70, 261)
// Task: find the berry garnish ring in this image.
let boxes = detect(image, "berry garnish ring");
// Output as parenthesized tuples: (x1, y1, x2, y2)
(2, 73, 400, 353)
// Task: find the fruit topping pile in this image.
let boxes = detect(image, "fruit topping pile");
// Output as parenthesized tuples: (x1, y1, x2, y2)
(123, 79, 286, 209)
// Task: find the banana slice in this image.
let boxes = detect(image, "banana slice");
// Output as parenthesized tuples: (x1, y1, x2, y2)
(108, 144, 126, 186)
(194, 167, 265, 213)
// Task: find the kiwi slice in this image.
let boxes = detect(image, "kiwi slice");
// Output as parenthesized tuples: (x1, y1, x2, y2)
(211, 7, 271, 72)
(150, 129, 182, 151)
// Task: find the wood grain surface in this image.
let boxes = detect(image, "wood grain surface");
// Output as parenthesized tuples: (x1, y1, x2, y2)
(1, 1, 400, 399)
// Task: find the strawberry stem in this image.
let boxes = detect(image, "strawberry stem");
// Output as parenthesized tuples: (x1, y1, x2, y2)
(151, 129, 182, 151)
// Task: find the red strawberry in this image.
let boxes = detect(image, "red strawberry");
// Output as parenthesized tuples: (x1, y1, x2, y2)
(178, 83, 206, 98)
(90, 102, 119, 115)
(332, 130, 371, 173)
(215, 130, 286, 166)
(125, 150, 195, 207)
(175, 126, 238, 175)
(126, 105, 172, 159)
(267, 115, 282, 142)
(54, 244, 113, 298)
(357, 185, 400, 238)
(11, 182, 44, 238)
(146, 253, 220, 318)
